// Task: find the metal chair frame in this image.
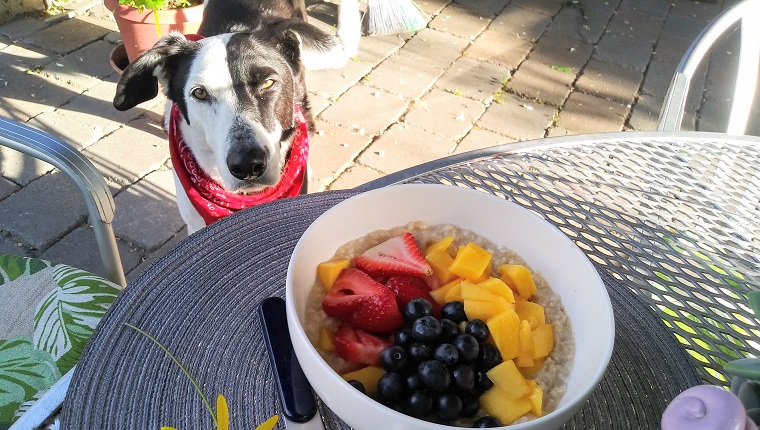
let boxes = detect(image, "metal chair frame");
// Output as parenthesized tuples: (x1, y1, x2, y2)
(658, 0, 760, 134)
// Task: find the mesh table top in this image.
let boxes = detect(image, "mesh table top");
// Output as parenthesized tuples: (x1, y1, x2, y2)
(359, 131, 760, 386)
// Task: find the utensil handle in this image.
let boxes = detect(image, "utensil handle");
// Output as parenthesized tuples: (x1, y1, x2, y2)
(258, 297, 319, 423)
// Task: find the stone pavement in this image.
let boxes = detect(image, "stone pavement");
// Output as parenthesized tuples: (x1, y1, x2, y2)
(0, 0, 758, 283)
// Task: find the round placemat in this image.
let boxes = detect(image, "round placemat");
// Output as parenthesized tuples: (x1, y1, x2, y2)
(61, 190, 700, 429)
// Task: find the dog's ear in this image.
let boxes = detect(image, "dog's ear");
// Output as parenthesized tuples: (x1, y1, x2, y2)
(113, 33, 200, 111)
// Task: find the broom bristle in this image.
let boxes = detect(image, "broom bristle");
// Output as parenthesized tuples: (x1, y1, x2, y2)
(362, 0, 427, 36)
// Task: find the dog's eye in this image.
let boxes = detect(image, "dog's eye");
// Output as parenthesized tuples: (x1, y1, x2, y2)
(191, 87, 209, 100)
(261, 79, 275, 90)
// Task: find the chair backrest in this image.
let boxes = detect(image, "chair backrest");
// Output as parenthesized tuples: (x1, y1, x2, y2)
(658, 0, 760, 134)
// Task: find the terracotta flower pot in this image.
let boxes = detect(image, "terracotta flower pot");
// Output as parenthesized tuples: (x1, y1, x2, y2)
(104, 0, 204, 63)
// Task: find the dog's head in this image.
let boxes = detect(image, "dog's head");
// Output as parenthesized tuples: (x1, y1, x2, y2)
(114, 31, 307, 192)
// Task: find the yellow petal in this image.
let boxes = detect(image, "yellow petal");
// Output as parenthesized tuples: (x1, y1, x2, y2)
(255, 415, 279, 430)
(216, 394, 229, 430)
(160, 427, 178, 430)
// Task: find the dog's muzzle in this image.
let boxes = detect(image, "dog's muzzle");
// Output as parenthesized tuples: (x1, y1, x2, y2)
(226, 146, 268, 180)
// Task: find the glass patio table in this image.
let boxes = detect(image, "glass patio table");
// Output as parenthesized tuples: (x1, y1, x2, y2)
(60, 130, 760, 429)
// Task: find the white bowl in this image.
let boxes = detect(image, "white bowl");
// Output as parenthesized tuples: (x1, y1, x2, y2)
(286, 184, 615, 430)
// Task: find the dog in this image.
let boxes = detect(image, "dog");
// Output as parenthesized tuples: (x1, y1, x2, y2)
(112, 0, 360, 233)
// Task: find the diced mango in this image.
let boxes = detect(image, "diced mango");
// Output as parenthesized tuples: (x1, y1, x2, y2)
(526, 379, 544, 417)
(317, 259, 350, 291)
(460, 281, 498, 302)
(515, 320, 535, 368)
(477, 277, 516, 303)
(425, 249, 457, 284)
(424, 236, 455, 256)
(450, 243, 493, 281)
(429, 278, 462, 305)
(486, 359, 531, 399)
(519, 357, 545, 378)
(480, 386, 533, 425)
(475, 263, 493, 282)
(318, 327, 335, 353)
(340, 366, 386, 396)
(464, 299, 508, 322)
(515, 301, 545, 329)
(532, 323, 554, 359)
(444, 281, 463, 303)
(487, 309, 521, 360)
(498, 264, 537, 299)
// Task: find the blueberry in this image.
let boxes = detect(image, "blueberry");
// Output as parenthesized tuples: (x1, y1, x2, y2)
(477, 343, 502, 370)
(464, 319, 489, 343)
(408, 342, 434, 362)
(433, 343, 459, 367)
(454, 334, 480, 362)
(406, 373, 422, 392)
(411, 316, 443, 344)
(381, 346, 408, 373)
(418, 360, 451, 393)
(474, 416, 502, 427)
(407, 390, 434, 417)
(394, 328, 415, 348)
(377, 372, 406, 400)
(441, 301, 467, 323)
(452, 364, 475, 392)
(439, 318, 460, 342)
(404, 298, 434, 324)
(460, 393, 480, 417)
(436, 392, 463, 421)
(347, 379, 366, 394)
(475, 370, 494, 393)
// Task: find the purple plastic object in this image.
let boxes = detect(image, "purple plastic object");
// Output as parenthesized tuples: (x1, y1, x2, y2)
(662, 385, 758, 430)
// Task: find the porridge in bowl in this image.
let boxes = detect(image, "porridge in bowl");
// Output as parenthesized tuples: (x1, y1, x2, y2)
(303, 221, 575, 427)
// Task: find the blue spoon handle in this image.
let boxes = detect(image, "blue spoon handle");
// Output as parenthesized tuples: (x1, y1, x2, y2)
(258, 297, 319, 423)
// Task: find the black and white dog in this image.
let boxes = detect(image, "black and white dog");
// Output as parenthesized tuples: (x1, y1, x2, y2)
(112, 0, 360, 233)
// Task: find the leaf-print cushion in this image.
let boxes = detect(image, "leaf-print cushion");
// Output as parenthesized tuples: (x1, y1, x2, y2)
(0, 254, 123, 426)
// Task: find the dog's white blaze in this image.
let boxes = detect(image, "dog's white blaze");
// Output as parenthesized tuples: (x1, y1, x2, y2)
(179, 35, 283, 192)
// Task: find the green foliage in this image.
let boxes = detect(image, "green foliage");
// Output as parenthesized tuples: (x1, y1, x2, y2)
(118, 0, 198, 11)
(724, 291, 760, 381)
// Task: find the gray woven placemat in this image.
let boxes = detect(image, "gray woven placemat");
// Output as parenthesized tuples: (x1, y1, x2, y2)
(60, 190, 700, 429)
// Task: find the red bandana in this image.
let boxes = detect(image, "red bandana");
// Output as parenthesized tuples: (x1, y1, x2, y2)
(168, 102, 309, 226)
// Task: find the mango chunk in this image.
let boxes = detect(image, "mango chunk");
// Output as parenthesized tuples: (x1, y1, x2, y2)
(425, 249, 457, 284)
(487, 309, 521, 360)
(317, 259, 350, 291)
(515, 319, 535, 368)
(487, 359, 531, 399)
(477, 277, 516, 303)
(475, 263, 493, 282)
(498, 264, 537, 299)
(429, 278, 462, 305)
(515, 300, 545, 329)
(480, 386, 533, 425)
(519, 357, 545, 378)
(318, 327, 335, 354)
(464, 298, 509, 322)
(340, 366, 386, 396)
(424, 236, 455, 256)
(444, 281, 463, 303)
(526, 379, 544, 417)
(450, 243, 493, 281)
(532, 323, 554, 359)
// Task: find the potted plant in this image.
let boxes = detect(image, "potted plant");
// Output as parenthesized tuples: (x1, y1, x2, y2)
(105, 0, 204, 67)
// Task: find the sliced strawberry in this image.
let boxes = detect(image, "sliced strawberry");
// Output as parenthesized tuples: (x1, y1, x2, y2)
(333, 324, 393, 367)
(322, 268, 404, 333)
(354, 232, 433, 278)
(386, 275, 442, 317)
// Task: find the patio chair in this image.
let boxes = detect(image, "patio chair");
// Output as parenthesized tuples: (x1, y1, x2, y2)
(658, 0, 760, 134)
(0, 116, 127, 429)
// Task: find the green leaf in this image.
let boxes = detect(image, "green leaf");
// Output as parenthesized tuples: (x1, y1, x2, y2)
(0, 337, 61, 424)
(551, 65, 574, 74)
(725, 357, 760, 380)
(0, 255, 52, 286)
(33, 266, 121, 373)
(747, 291, 760, 318)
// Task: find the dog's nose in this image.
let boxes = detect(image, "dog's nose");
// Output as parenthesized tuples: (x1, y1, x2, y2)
(227, 148, 268, 180)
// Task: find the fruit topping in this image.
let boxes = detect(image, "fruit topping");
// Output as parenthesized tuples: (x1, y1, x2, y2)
(385, 276, 439, 313)
(333, 324, 393, 367)
(322, 268, 403, 332)
(403, 298, 435, 324)
(354, 233, 433, 277)
(380, 345, 408, 372)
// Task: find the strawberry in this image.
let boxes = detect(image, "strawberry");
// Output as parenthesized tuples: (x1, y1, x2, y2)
(385, 276, 442, 317)
(354, 232, 433, 278)
(333, 324, 393, 367)
(322, 268, 404, 333)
